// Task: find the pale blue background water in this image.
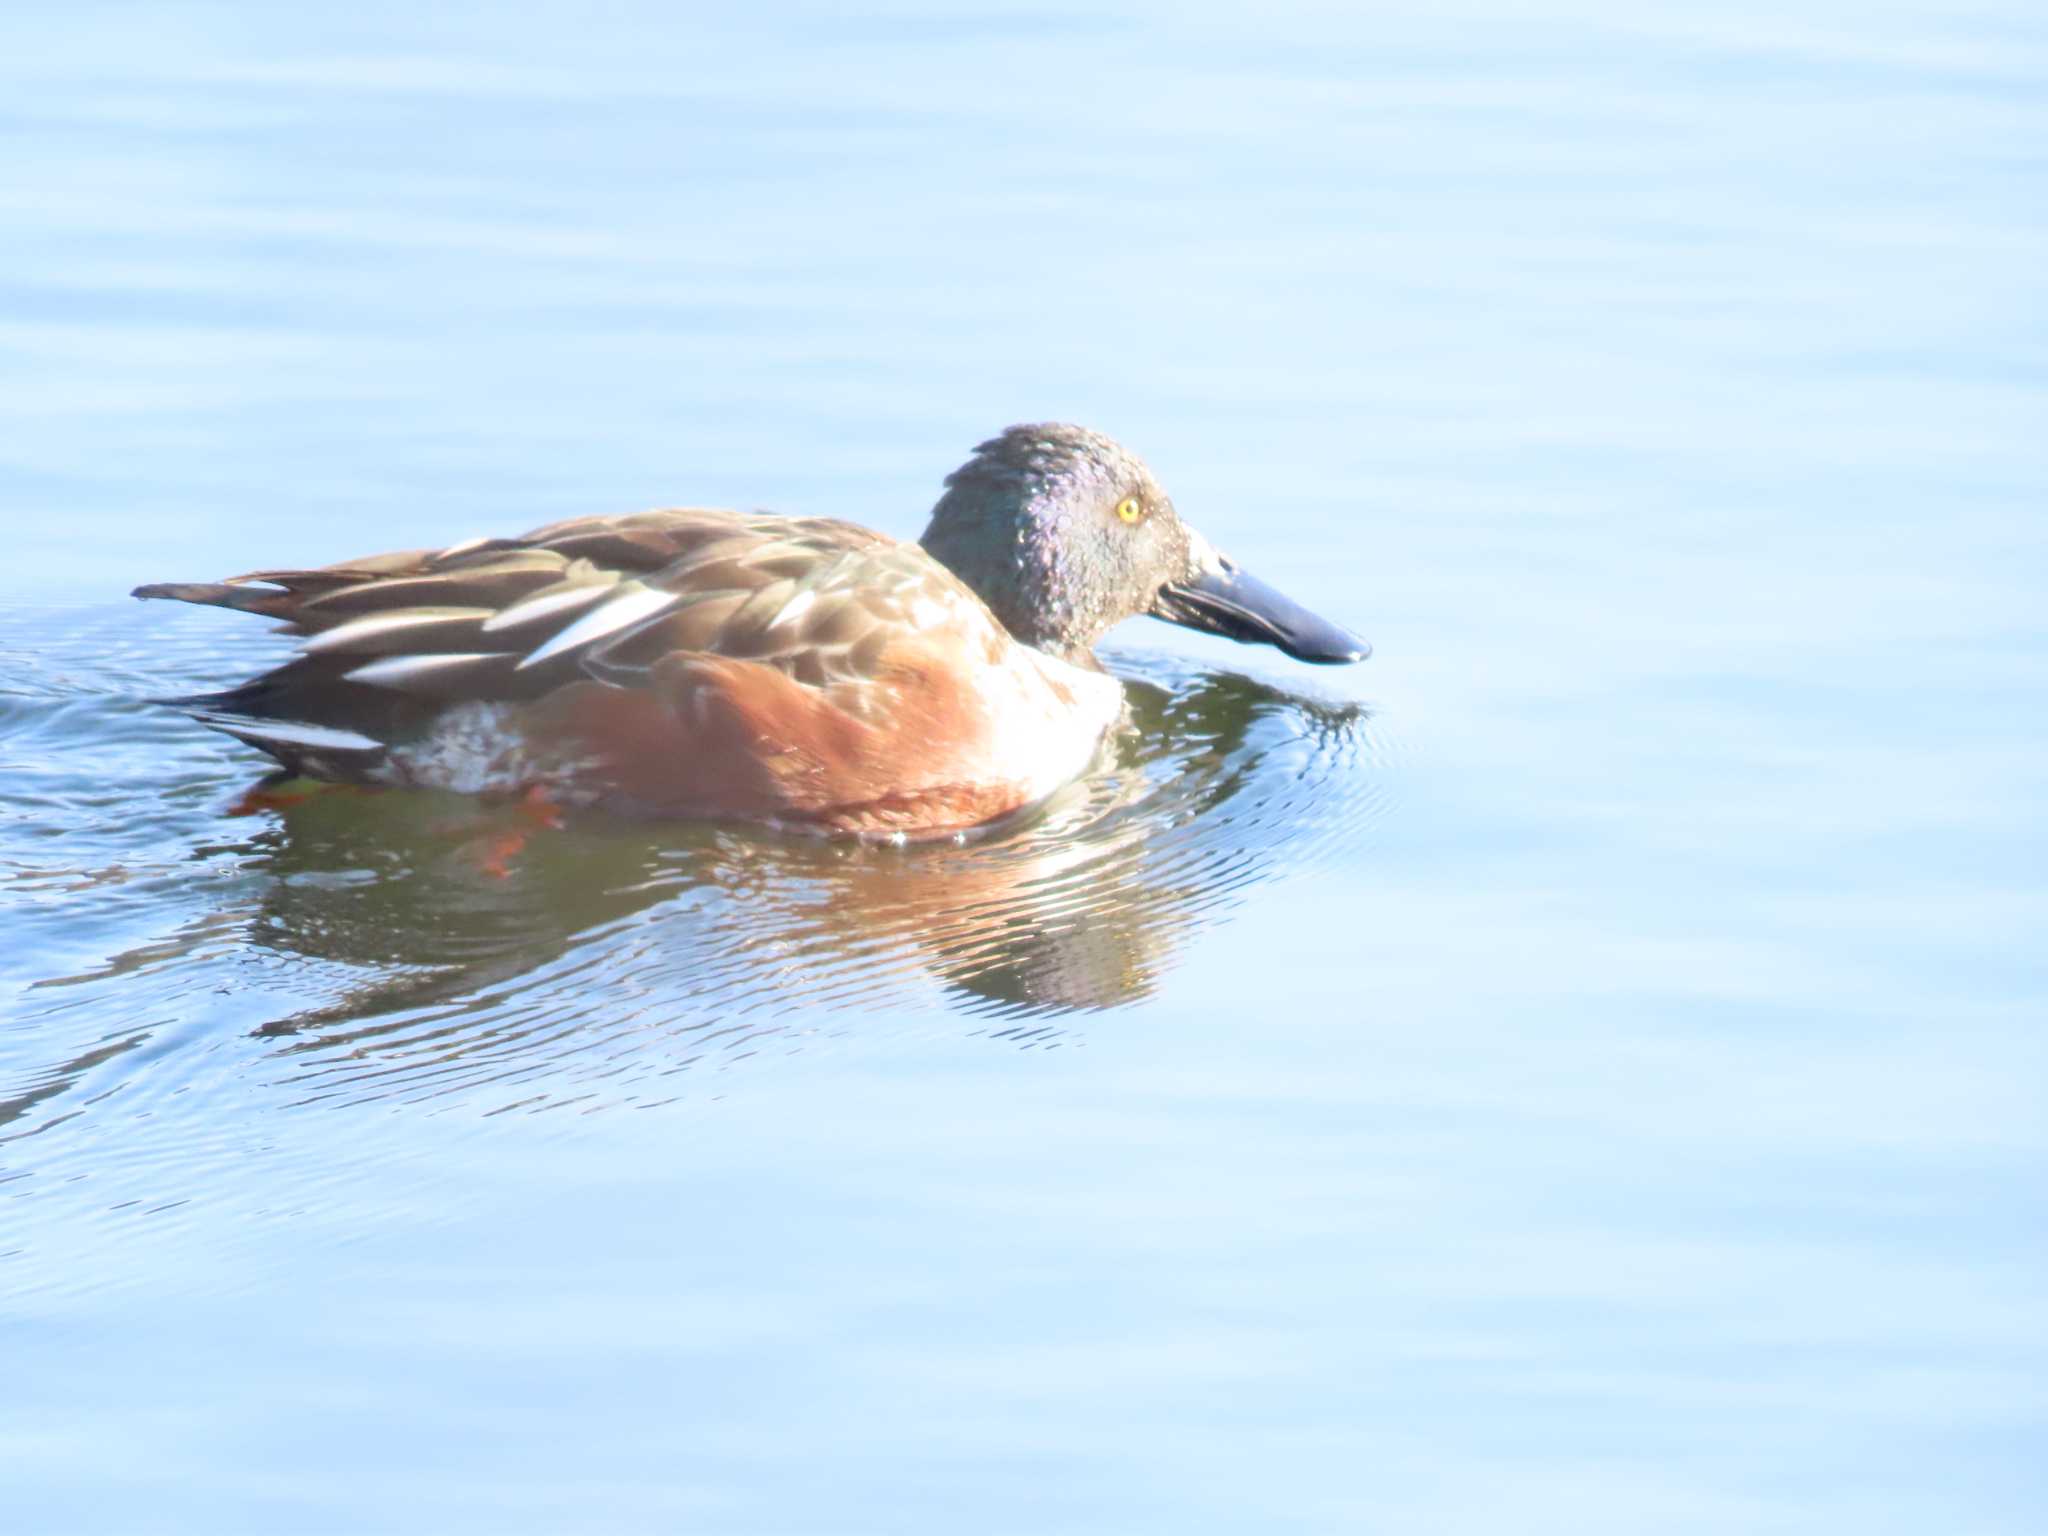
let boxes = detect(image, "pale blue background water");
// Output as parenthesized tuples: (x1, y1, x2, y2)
(3, 3, 2045, 1531)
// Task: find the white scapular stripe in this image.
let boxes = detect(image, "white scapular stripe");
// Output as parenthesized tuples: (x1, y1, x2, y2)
(768, 589, 816, 630)
(437, 535, 490, 559)
(299, 608, 490, 655)
(482, 581, 612, 633)
(517, 585, 677, 670)
(193, 714, 385, 752)
(343, 652, 505, 689)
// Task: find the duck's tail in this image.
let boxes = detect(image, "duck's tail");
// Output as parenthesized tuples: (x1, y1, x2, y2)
(133, 581, 421, 777)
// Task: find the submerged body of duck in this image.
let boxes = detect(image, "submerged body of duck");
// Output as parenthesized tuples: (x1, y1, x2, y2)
(135, 424, 1368, 838)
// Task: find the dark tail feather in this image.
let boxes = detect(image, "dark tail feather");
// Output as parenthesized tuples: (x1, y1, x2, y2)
(132, 580, 297, 617)
(187, 712, 392, 779)
(134, 577, 440, 784)
(146, 655, 438, 745)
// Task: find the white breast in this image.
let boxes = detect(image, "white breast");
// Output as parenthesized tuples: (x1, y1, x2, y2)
(1000, 649, 1126, 804)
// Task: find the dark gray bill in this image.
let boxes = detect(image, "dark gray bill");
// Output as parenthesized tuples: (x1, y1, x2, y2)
(1150, 559, 1370, 664)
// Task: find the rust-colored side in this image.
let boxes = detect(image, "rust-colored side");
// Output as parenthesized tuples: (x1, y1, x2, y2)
(529, 636, 1035, 836)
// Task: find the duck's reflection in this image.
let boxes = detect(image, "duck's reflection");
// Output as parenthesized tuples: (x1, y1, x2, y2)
(237, 662, 1377, 1096)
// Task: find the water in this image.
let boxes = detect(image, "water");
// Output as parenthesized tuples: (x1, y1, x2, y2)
(3, 3, 2044, 1530)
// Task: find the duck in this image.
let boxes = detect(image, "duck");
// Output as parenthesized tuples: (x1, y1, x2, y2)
(134, 423, 1369, 839)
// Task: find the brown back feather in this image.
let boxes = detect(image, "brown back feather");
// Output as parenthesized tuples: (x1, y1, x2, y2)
(134, 509, 1007, 759)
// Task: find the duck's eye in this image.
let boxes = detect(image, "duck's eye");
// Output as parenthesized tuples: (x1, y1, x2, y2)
(1115, 496, 1143, 525)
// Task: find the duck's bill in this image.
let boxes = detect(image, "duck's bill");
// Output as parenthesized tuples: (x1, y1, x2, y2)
(1150, 547, 1370, 665)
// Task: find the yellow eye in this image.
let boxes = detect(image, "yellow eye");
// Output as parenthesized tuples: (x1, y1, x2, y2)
(1115, 496, 1143, 524)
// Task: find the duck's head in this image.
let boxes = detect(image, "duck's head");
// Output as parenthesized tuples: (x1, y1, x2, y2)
(918, 423, 1370, 668)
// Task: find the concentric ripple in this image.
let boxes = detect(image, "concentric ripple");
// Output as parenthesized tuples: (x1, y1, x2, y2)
(2, 607, 1394, 1147)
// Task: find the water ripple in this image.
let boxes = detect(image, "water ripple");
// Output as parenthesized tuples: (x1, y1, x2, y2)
(2, 608, 1394, 1152)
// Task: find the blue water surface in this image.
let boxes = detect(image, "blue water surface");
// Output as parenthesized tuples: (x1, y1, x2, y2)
(2, 3, 2044, 1531)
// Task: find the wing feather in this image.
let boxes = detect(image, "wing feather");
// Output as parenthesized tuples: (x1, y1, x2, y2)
(132, 506, 1014, 773)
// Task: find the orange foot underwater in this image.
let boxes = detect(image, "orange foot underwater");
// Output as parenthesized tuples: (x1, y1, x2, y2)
(135, 424, 1369, 839)
(462, 786, 568, 881)
(224, 777, 367, 818)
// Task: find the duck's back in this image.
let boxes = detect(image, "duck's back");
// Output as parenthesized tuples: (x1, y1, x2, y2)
(137, 509, 1121, 837)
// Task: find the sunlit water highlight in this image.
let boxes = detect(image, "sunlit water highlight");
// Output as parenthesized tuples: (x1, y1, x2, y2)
(4, 606, 1390, 1149)
(2, 2, 2044, 1530)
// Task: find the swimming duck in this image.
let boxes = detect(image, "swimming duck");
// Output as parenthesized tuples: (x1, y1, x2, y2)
(135, 423, 1368, 838)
